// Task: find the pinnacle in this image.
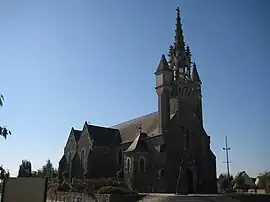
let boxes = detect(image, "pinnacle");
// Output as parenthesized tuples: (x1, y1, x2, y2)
(192, 63, 201, 83)
(155, 54, 171, 74)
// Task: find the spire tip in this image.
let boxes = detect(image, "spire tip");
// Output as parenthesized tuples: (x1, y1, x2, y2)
(176, 7, 180, 17)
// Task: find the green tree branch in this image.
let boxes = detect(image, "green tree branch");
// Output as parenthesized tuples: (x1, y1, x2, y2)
(0, 94, 12, 139)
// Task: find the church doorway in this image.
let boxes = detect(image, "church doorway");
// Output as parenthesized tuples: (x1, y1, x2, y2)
(187, 168, 194, 193)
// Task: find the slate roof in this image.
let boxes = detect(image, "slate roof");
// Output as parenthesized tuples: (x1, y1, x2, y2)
(68, 111, 170, 147)
(112, 111, 175, 143)
(86, 124, 121, 146)
(125, 132, 150, 153)
(73, 129, 82, 142)
(155, 54, 171, 74)
(112, 112, 160, 143)
(59, 154, 67, 164)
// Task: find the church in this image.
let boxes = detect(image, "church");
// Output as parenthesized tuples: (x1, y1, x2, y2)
(58, 7, 217, 194)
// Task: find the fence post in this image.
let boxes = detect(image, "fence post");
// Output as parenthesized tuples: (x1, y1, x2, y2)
(1, 179, 6, 202)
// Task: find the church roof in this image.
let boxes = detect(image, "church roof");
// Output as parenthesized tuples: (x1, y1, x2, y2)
(86, 124, 121, 146)
(125, 132, 150, 152)
(112, 112, 175, 143)
(112, 112, 160, 143)
(73, 129, 82, 142)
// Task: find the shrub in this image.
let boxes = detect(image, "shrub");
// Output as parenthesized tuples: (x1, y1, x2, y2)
(70, 178, 88, 193)
(57, 181, 71, 192)
(96, 185, 138, 195)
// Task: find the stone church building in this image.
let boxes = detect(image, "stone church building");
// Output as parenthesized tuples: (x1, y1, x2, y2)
(58, 8, 217, 194)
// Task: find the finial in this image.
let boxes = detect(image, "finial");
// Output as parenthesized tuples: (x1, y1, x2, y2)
(176, 7, 180, 18)
(186, 45, 191, 56)
(186, 45, 192, 65)
(168, 45, 174, 68)
(192, 62, 201, 83)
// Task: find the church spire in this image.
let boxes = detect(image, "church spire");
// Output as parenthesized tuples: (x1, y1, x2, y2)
(175, 7, 185, 50)
(173, 7, 186, 80)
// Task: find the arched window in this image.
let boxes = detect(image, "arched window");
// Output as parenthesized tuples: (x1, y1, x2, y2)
(81, 149, 85, 166)
(127, 157, 131, 173)
(139, 157, 145, 172)
(118, 149, 123, 165)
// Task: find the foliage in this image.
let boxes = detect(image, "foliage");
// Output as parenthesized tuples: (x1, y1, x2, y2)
(0, 126, 11, 139)
(218, 173, 234, 191)
(56, 171, 71, 192)
(70, 178, 88, 193)
(0, 94, 11, 139)
(257, 171, 270, 190)
(0, 166, 10, 181)
(62, 171, 69, 180)
(96, 185, 138, 195)
(83, 177, 126, 191)
(0, 94, 3, 107)
(18, 160, 32, 177)
(57, 181, 71, 192)
(32, 159, 58, 182)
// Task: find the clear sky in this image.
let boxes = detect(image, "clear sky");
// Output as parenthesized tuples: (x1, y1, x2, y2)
(0, 0, 269, 177)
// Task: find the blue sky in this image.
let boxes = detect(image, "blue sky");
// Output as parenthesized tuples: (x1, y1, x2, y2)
(0, 0, 269, 177)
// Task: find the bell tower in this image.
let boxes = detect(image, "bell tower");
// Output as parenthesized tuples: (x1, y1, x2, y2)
(155, 55, 173, 133)
(155, 7, 216, 194)
(165, 7, 203, 120)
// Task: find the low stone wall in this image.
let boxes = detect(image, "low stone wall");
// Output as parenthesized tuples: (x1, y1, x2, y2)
(48, 191, 144, 202)
(48, 191, 98, 201)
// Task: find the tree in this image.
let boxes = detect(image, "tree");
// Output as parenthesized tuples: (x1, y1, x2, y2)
(18, 160, 32, 177)
(257, 171, 270, 190)
(218, 173, 234, 190)
(0, 166, 10, 181)
(32, 159, 58, 181)
(0, 94, 4, 107)
(0, 94, 11, 139)
(41, 159, 57, 180)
